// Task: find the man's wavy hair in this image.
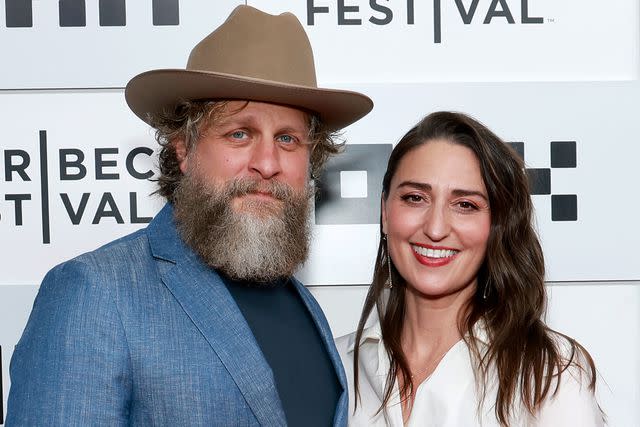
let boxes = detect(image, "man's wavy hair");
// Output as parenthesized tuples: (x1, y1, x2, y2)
(148, 100, 342, 202)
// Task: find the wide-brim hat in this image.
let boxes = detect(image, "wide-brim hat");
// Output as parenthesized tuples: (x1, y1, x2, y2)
(125, 6, 373, 131)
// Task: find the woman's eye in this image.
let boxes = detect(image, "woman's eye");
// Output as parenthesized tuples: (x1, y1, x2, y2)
(401, 194, 424, 203)
(457, 201, 478, 210)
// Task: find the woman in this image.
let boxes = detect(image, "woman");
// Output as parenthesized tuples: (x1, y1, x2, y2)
(336, 112, 603, 426)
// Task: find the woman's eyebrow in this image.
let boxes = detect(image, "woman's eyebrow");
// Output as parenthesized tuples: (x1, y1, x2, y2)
(451, 189, 488, 201)
(396, 181, 431, 191)
(397, 181, 488, 201)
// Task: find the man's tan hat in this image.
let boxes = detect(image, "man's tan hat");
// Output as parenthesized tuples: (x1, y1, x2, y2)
(125, 5, 373, 130)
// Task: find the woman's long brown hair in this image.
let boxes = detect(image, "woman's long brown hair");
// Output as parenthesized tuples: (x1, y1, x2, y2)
(353, 112, 597, 425)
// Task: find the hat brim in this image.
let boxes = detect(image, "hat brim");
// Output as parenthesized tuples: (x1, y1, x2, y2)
(125, 69, 373, 131)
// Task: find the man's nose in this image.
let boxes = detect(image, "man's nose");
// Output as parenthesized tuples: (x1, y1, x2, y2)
(248, 138, 282, 180)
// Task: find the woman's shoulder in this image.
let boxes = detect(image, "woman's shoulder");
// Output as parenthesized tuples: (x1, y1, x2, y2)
(335, 330, 357, 360)
(548, 330, 596, 379)
(335, 323, 382, 355)
(533, 331, 604, 426)
(335, 329, 357, 346)
(535, 367, 604, 426)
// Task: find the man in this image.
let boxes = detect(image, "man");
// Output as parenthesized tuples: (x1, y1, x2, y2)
(7, 6, 372, 426)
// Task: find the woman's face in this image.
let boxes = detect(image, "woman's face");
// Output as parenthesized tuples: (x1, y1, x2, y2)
(382, 139, 491, 300)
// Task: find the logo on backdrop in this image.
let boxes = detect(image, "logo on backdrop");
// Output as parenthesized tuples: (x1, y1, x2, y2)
(4, 0, 179, 27)
(506, 141, 578, 221)
(306, 0, 545, 43)
(1, 133, 577, 245)
(2, 130, 156, 244)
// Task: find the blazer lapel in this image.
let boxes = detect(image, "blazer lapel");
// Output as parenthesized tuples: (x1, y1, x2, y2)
(147, 205, 286, 426)
(291, 279, 348, 427)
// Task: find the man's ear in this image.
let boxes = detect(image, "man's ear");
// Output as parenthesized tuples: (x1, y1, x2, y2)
(174, 139, 188, 173)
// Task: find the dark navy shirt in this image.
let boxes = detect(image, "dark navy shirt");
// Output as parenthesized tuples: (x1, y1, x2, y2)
(224, 277, 341, 427)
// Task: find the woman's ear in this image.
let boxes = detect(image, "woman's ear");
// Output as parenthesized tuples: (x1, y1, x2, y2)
(174, 139, 188, 173)
(381, 195, 388, 236)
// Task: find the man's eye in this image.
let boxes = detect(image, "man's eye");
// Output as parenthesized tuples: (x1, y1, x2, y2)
(277, 135, 296, 144)
(230, 131, 247, 139)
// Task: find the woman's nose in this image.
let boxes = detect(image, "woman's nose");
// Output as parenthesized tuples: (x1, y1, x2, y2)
(422, 205, 451, 242)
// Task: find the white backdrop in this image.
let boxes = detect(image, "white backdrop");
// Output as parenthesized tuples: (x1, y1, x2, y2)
(1, 0, 639, 425)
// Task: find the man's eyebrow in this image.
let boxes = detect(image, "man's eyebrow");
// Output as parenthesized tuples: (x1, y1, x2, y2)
(277, 125, 308, 135)
(216, 114, 308, 134)
(215, 113, 256, 127)
(396, 181, 488, 201)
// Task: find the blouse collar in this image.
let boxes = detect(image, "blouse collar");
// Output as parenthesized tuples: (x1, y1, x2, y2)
(347, 315, 491, 354)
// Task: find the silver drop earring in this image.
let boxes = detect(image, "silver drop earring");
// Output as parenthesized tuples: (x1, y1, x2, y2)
(384, 234, 393, 289)
(482, 279, 490, 300)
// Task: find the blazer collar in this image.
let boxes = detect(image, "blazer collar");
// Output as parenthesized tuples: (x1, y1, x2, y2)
(291, 278, 347, 384)
(147, 204, 287, 426)
(290, 279, 349, 426)
(146, 203, 186, 263)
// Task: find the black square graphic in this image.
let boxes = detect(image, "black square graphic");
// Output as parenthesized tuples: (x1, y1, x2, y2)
(315, 144, 392, 224)
(505, 142, 524, 161)
(99, 0, 126, 26)
(526, 168, 551, 195)
(6, 0, 33, 27)
(552, 195, 577, 221)
(550, 141, 576, 168)
(153, 0, 180, 25)
(59, 0, 86, 27)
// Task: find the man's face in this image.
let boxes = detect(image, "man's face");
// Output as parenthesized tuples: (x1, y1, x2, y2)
(172, 101, 314, 283)
(176, 100, 312, 214)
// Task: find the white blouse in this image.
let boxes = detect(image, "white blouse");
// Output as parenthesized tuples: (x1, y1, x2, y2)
(335, 323, 604, 427)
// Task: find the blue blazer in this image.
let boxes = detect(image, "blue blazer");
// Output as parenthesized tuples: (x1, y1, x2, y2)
(7, 204, 348, 426)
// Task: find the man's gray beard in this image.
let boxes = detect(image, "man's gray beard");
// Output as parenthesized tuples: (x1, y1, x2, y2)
(172, 172, 312, 284)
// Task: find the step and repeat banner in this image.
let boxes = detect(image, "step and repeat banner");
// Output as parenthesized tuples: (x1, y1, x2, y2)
(1, 0, 639, 423)
(1, 0, 636, 88)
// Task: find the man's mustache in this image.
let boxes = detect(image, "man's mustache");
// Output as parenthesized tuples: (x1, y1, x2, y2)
(225, 178, 296, 201)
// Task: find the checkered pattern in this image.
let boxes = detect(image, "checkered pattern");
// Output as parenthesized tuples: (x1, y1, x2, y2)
(316, 142, 578, 225)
